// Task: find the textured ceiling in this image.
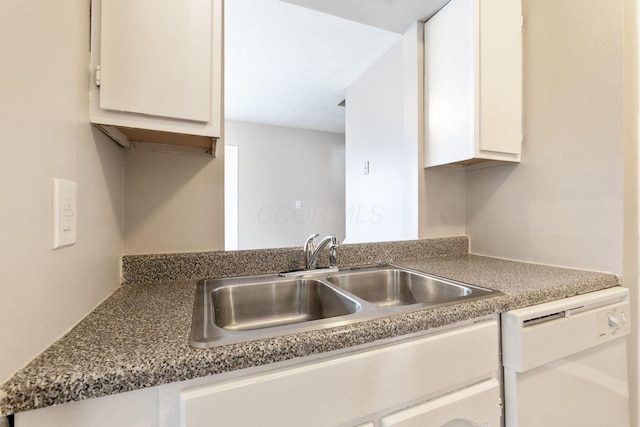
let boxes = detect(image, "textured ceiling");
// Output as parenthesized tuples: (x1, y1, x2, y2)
(224, 0, 403, 133)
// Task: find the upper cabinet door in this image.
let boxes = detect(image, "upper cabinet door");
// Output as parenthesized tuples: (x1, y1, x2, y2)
(90, 0, 222, 152)
(424, 0, 477, 166)
(477, 0, 522, 158)
(424, 0, 522, 168)
(99, 0, 212, 122)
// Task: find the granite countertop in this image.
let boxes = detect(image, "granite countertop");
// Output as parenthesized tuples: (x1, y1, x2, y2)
(0, 244, 620, 416)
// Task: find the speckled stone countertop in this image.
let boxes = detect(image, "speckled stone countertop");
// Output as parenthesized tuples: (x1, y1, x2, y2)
(0, 238, 620, 416)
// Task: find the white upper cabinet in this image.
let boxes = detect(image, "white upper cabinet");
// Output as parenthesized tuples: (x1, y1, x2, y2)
(90, 0, 222, 154)
(424, 0, 522, 167)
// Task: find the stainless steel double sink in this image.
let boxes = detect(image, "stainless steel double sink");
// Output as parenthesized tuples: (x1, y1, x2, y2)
(190, 264, 500, 348)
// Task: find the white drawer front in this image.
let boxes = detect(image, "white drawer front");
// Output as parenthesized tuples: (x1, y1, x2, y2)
(381, 379, 501, 427)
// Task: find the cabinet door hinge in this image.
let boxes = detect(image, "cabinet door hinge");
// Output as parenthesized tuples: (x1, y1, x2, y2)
(95, 65, 101, 87)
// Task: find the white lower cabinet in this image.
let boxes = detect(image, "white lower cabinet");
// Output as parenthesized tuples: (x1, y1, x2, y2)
(180, 318, 500, 427)
(15, 318, 500, 427)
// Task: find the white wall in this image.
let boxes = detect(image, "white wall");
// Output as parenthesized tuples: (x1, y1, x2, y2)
(345, 41, 407, 243)
(465, 0, 624, 276)
(421, 166, 466, 238)
(623, 0, 639, 424)
(0, 0, 124, 382)
(124, 147, 224, 254)
(225, 121, 345, 250)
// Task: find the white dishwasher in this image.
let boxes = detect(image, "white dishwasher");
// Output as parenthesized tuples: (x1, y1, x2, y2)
(502, 287, 630, 427)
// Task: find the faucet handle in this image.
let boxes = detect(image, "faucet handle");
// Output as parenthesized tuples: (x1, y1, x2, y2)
(304, 233, 319, 250)
(328, 235, 339, 268)
(306, 233, 319, 242)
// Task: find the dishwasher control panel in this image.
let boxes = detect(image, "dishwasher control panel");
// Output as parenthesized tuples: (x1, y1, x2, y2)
(597, 302, 630, 341)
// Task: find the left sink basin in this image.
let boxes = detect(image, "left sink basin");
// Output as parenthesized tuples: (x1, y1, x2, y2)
(190, 276, 361, 348)
(212, 278, 360, 331)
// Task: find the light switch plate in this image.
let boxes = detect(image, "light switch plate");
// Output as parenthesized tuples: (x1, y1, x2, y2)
(52, 178, 77, 249)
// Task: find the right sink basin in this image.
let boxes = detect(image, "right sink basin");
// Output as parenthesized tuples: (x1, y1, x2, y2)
(327, 267, 494, 307)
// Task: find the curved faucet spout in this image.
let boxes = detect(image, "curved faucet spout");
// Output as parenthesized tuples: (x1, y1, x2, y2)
(303, 233, 319, 270)
(307, 234, 338, 270)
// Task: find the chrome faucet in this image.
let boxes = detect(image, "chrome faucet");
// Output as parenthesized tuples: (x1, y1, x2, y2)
(304, 233, 339, 270)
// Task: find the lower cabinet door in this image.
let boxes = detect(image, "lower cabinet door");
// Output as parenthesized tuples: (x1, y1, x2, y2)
(380, 379, 501, 427)
(180, 320, 499, 427)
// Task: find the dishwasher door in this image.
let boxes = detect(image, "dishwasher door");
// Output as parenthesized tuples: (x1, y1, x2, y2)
(501, 287, 630, 427)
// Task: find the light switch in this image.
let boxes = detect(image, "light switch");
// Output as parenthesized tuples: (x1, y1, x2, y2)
(53, 178, 77, 249)
(63, 215, 73, 231)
